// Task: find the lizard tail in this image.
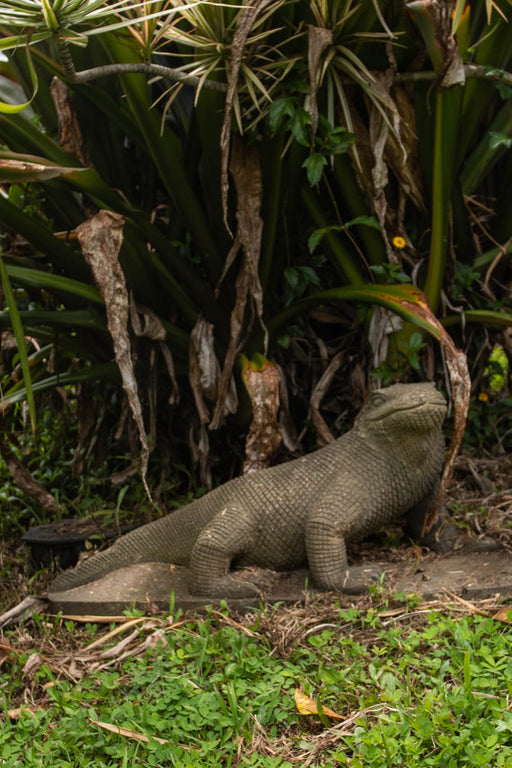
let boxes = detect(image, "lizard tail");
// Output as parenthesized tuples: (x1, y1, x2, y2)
(49, 514, 192, 593)
(50, 535, 145, 593)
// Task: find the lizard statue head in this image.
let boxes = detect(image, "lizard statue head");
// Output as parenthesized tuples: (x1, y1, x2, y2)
(358, 382, 447, 442)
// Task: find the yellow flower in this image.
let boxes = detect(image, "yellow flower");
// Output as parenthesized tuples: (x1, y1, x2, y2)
(392, 236, 406, 249)
(478, 392, 488, 402)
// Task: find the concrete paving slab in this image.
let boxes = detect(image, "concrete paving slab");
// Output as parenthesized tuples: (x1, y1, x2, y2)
(391, 550, 512, 600)
(47, 549, 512, 617)
(48, 563, 312, 616)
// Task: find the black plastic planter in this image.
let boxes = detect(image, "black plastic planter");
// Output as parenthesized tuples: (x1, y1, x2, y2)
(22, 518, 135, 569)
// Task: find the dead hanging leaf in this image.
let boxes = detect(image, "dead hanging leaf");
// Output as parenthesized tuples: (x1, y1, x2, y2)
(242, 356, 282, 474)
(189, 317, 236, 425)
(273, 362, 300, 453)
(309, 351, 345, 447)
(392, 295, 471, 533)
(220, 0, 275, 233)
(210, 137, 266, 430)
(77, 210, 151, 501)
(189, 423, 213, 489)
(368, 64, 411, 262)
(408, 0, 465, 86)
(369, 91, 392, 259)
(368, 306, 404, 371)
(129, 294, 179, 405)
(129, 296, 167, 341)
(0, 156, 85, 183)
(189, 317, 221, 412)
(387, 85, 425, 215)
(305, 25, 333, 134)
(349, 47, 424, 258)
(294, 689, 343, 720)
(432, 342, 471, 525)
(350, 105, 398, 261)
(159, 342, 179, 405)
(50, 77, 90, 166)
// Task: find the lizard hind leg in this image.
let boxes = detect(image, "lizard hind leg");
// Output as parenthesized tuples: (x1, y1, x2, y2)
(188, 505, 262, 598)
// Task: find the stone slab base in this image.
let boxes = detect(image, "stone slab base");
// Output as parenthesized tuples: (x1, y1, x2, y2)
(47, 549, 512, 617)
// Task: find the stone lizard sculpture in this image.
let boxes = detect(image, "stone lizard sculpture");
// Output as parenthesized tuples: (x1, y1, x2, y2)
(51, 382, 447, 597)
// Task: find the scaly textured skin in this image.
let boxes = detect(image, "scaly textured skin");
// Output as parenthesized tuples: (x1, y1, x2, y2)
(51, 382, 447, 597)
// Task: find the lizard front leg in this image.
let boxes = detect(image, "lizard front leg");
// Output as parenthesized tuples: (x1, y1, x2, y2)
(305, 516, 381, 594)
(188, 505, 262, 597)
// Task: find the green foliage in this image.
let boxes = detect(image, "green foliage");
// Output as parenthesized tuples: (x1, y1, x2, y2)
(308, 216, 381, 254)
(369, 263, 410, 285)
(283, 254, 324, 307)
(373, 332, 427, 386)
(3, 605, 512, 766)
(484, 345, 509, 396)
(269, 98, 312, 146)
(0, 397, 193, 539)
(462, 394, 512, 454)
(0, 0, 511, 494)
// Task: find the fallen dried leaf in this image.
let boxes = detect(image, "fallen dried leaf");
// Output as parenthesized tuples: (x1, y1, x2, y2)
(0, 596, 48, 628)
(90, 719, 170, 746)
(443, 589, 512, 625)
(8, 707, 37, 720)
(84, 617, 160, 652)
(492, 607, 512, 624)
(294, 689, 342, 720)
(22, 652, 44, 682)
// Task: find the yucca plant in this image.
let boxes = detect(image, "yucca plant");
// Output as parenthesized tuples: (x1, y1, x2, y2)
(0, 0, 511, 505)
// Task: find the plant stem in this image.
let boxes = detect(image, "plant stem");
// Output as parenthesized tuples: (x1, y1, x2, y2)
(58, 55, 512, 94)
(62, 61, 228, 92)
(57, 38, 77, 80)
(396, 63, 512, 88)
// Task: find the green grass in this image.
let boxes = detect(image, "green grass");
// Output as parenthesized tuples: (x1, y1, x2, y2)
(2, 597, 512, 766)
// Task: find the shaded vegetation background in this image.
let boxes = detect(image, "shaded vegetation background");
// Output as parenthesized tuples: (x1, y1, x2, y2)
(0, 0, 511, 536)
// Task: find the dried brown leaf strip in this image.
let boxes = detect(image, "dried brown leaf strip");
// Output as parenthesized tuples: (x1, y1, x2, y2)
(76, 210, 151, 499)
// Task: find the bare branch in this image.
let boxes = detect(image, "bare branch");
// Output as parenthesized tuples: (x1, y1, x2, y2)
(396, 63, 512, 89)
(64, 61, 512, 95)
(65, 61, 228, 91)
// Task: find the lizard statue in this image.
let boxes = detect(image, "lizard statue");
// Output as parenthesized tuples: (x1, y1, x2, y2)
(50, 382, 447, 597)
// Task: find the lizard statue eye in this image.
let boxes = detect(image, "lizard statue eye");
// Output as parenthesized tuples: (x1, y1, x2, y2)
(371, 393, 386, 407)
